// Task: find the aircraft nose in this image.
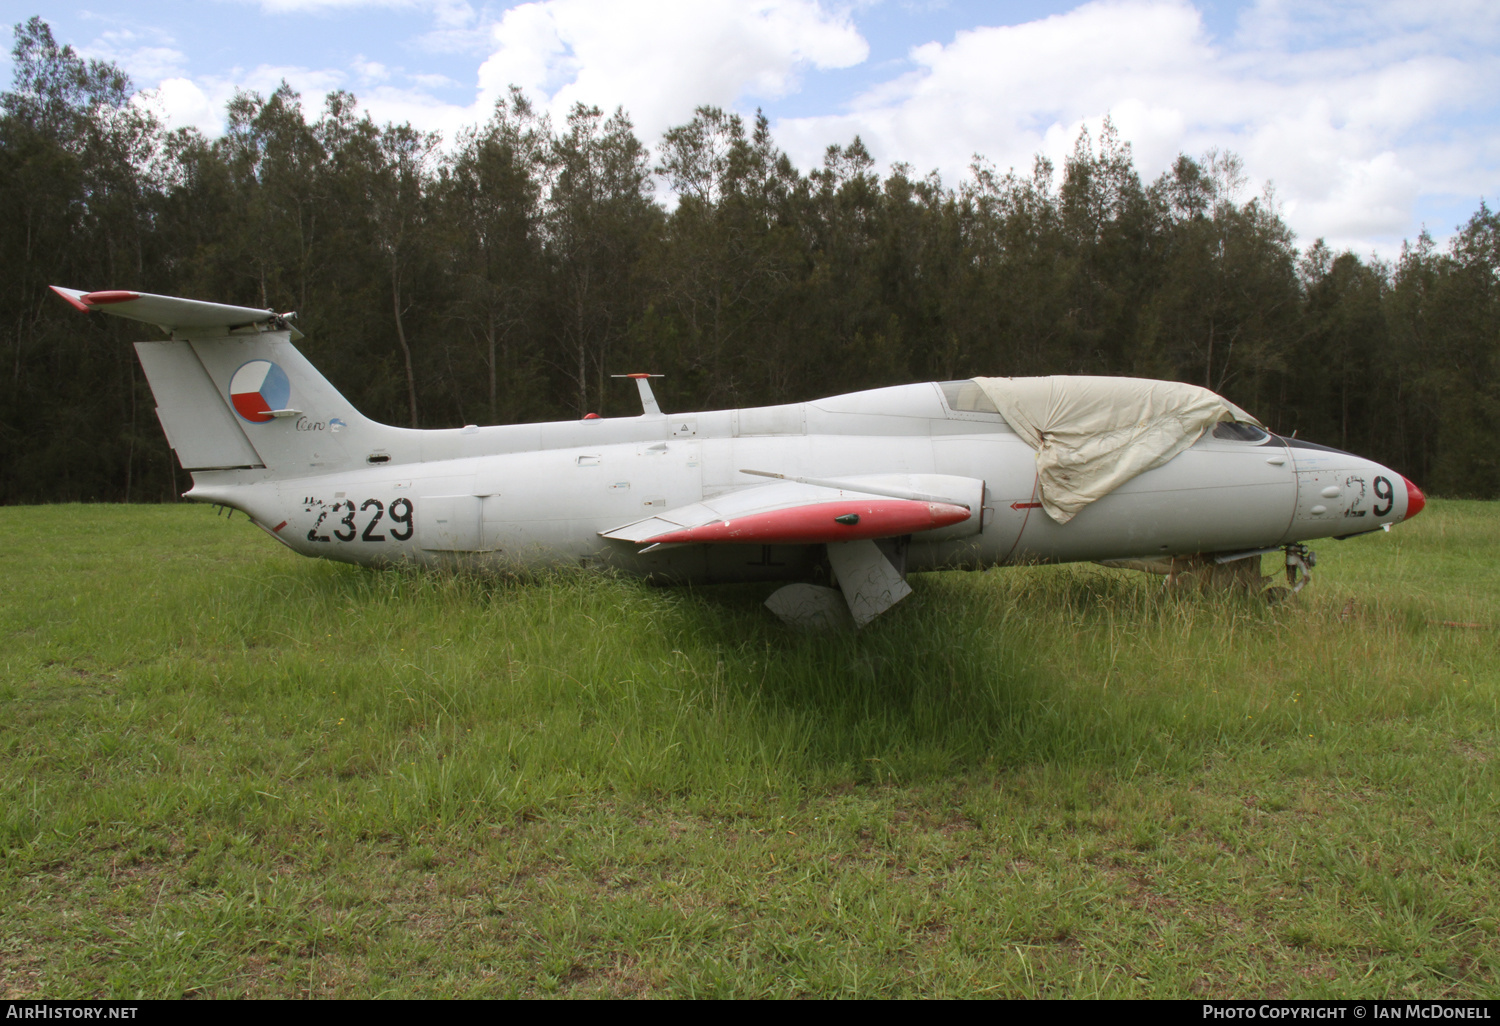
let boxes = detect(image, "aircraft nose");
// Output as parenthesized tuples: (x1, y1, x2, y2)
(1402, 476, 1426, 520)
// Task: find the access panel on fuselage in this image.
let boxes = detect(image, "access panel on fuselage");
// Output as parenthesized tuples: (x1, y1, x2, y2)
(475, 440, 704, 564)
(1010, 434, 1297, 563)
(1281, 443, 1407, 542)
(923, 435, 1039, 568)
(416, 494, 488, 552)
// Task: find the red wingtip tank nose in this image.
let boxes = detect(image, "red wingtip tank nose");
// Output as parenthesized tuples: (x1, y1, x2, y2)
(1402, 477, 1426, 520)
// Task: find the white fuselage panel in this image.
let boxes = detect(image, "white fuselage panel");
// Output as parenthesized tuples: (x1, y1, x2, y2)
(188, 384, 1411, 585)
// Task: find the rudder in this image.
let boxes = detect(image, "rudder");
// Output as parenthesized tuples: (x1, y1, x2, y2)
(54, 286, 393, 476)
(135, 338, 264, 470)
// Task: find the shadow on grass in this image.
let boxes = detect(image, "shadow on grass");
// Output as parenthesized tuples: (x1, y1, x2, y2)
(256, 557, 1296, 789)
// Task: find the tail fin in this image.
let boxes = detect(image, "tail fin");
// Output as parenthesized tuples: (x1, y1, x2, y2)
(53, 287, 390, 474)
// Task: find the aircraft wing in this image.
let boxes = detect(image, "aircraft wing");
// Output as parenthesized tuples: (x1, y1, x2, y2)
(50, 287, 299, 338)
(600, 474, 982, 547)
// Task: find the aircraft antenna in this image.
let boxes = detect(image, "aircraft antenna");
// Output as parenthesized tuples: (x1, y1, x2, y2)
(611, 373, 664, 416)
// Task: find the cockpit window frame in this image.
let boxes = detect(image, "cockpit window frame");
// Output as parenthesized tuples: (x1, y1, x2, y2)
(938, 379, 1006, 422)
(1211, 421, 1272, 444)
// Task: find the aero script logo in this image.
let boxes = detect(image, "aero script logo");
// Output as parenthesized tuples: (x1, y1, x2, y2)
(229, 360, 291, 423)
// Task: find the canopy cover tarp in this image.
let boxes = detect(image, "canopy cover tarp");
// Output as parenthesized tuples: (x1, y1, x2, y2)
(974, 376, 1260, 524)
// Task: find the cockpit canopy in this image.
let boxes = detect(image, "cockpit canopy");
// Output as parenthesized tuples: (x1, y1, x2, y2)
(939, 380, 1001, 415)
(943, 375, 1261, 523)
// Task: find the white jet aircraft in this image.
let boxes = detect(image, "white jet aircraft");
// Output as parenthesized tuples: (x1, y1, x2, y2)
(52, 287, 1425, 628)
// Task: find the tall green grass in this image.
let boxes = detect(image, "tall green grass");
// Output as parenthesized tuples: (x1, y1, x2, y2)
(2, 502, 1497, 997)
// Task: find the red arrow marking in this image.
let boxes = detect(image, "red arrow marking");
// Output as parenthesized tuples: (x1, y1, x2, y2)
(1010, 501, 1043, 510)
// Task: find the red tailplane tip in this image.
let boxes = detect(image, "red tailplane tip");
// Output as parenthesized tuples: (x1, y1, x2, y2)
(49, 286, 91, 312)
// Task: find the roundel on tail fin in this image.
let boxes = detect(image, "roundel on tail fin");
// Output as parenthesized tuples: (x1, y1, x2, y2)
(229, 360, 291, 423)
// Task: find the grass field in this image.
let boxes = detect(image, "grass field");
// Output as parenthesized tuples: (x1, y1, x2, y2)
(2, 501, 1497, 998)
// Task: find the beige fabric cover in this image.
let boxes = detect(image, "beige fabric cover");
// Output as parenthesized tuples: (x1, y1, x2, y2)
(974, 376, 1260, 524)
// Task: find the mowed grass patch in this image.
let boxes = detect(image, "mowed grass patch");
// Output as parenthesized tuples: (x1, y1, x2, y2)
(1, 501, 1497, 998)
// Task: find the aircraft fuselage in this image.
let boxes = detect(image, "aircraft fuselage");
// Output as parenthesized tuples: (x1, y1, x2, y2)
(187, 380, 1417, 584)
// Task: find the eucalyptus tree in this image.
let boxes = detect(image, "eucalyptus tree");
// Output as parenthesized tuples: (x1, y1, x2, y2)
(206, 85, 334, 313)
(1054, 121, 1158, 374)
(792, 137, 889, 393)
(1139, 151, 1299, 409)
(441, 90, 550, 425)
(2, 15, 1495, 502)
(1294, 243, 1389, 452)
(544, 104, 658, 416)
(0, 17, 172, 502)
(859, 162, 961, 383)
(652, 107, 804, 405)
(365, 121, 441, 428)
(958, 154, 1069, 377)
(1399, 205, 1500, 497)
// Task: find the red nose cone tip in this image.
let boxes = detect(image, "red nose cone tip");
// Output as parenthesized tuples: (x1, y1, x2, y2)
(1402, 476, 1426, 520)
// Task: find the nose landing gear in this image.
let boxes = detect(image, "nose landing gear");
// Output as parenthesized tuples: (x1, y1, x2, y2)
(1264, 543, 1317, 604)
(1284, 543, 1316, 592)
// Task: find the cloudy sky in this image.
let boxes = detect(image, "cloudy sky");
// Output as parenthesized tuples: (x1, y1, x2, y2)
(7, 0, 1498, 258)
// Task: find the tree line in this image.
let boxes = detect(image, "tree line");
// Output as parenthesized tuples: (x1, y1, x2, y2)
(2, 17, 1495, 504)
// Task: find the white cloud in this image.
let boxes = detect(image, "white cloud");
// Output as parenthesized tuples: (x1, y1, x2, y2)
(353, 84, 480, 141)
(408, 71, 460, 89)
(101, 0, 1500, 257)
(769, 0, 1500, 256)
(134, 78, 220, 137)
(353, 57, 391, 83)
(474, 0, 868, 137)
(238, 0, 478, 21)
(1234, 0, 1500, 55)
(774, 2, 1215, 184)
(246, 0, 422, 11)
(224, 65, 348, 102)
(230, 0, 480, 43)
(142, 0, 868, 150)
(139, 65, 348, 137)
(81, 28, 190, 83)
(306, 0, 871, 167)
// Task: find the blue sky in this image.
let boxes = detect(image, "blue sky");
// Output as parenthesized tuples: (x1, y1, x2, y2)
(5, 1, 1497, 259)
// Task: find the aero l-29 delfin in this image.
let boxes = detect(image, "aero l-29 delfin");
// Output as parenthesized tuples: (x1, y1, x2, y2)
(53, 286, 1425, 628)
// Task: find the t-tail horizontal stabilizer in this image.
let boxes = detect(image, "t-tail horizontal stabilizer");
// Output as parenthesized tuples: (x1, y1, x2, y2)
(50, 286, 302, 339)
(51, 285, 375, 475)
